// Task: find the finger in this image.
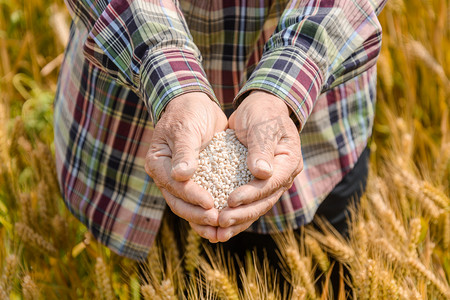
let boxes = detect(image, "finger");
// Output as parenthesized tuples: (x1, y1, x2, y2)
(146, 148, 214, 209)
(161, 189, 219, 226)
(227, 151, 301, 207)
(170, 130, 202, 181)
(245, 123, 277, 180)
(216, 220, 253, 242)
(218, 189, 284, 228)
(189, 222, 218, 243)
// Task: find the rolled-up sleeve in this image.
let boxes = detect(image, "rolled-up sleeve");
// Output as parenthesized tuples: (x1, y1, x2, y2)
(234, 0, 387, 129)
(64, 0, 218, 123)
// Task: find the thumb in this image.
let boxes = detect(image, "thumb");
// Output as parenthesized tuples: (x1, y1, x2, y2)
(246, 128, 276, 180)
(171, 135, 201, 181)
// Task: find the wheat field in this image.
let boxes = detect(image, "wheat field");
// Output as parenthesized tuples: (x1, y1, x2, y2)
(0, 0, 449, 299)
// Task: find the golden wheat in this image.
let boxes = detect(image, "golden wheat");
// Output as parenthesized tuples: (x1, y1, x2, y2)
(305, 235, 330, 273)
(0, 255, 18, 298)
(22, 275, 39, 300)
(95, 257, 115, 300)
(0, 0, 449, 298)
(15, 222, 57, 257)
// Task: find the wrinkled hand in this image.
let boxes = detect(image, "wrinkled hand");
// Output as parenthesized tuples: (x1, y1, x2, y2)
(216, 91, 303, 242)
(145, 92, 227, 242)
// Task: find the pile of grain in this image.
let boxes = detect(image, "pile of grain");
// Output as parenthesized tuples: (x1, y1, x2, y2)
(192, 129, 253, 209)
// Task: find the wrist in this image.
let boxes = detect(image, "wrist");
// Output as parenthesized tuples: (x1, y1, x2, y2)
(164, 92, 216, 115)
(246, 90, 291, 117)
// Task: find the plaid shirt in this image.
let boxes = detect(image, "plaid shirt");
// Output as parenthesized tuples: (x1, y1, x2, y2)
(55, 0, 387, 260)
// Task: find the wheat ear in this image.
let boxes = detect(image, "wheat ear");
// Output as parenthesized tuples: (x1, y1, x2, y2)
(141, 284, 160, 300)
(184, 228, 202, 274)
(159, 279, 177, 300)
(205, 268, 239, 300)
(15, 222, 57, 256)
(305, 235, 330, 273)
(95, 257, 115, 300)
(285, 247, 317, 299)
(407, 218, 421, 257)
(406, 257, 450, 298)
(0, 255, 18, 297)
(22, 275, 39, 300)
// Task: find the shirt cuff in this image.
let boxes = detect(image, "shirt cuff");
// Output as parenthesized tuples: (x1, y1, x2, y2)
(233, 46, 323, 130)
(139, 48, 220, 123)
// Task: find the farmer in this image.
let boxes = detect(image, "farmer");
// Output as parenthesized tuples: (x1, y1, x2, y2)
(54, 0, 386, 261)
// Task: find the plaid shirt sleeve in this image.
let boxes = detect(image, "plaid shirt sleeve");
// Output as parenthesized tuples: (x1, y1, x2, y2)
(64, 0, 219, 123)
(234, 0, 387, 129)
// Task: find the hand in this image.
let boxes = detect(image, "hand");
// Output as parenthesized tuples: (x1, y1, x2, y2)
(216, 91, 303, 242)
(145, 92, 227, 242)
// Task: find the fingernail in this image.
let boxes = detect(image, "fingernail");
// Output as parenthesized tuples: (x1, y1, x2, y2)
(174, 161, 189, 171)
(256, 159, 272, 172)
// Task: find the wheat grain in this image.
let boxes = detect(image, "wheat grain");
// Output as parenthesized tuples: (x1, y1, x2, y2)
(192, 129, 253, 210)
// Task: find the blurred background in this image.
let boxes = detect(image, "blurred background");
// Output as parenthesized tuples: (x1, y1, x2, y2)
(0, 0, 448, 299)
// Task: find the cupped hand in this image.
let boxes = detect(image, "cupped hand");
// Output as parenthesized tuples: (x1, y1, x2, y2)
(145, 92, 227, 242)
(216, 91, 303, 242)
